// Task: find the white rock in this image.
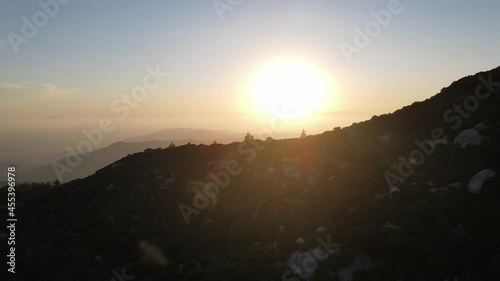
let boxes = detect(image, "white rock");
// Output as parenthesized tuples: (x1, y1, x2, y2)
(295, 238, 305, 245)
(475, 122, 488, 130)
(316, 226, 327, 234)
(454, 128, 483, 148)
(468, 169, 496, 194)
(390, 186, 400, 194)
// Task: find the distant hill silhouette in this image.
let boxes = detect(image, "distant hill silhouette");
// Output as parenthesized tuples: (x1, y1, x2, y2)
(124, 128, 240, 143)
(25, 140, 182, 182)
(124, 127, 300, 143)
(19, 128, 300, 183)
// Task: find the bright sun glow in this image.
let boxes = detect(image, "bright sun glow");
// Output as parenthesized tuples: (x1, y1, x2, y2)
(251, 58, 330, 117)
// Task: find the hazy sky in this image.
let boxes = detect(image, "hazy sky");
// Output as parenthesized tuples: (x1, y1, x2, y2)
(1, 0, 500, 159)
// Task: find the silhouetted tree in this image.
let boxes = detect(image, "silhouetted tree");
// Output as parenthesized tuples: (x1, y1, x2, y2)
(244, 132, 254, 142)
(169, 142, 176, 148)
(53, 180, 60, 187)
(300, 129, 307, 139)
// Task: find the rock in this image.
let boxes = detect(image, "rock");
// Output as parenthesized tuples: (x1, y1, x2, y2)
(316, 226, 327, 234)
(389, 186, 400, 194)
(454, 128, 483, 148)
(279, 225, 286, 234)
(430, 182, 461, 196)
(468, 169, 496, 194)
(475, 122, 488, 130)
(296, 238, 305, 245)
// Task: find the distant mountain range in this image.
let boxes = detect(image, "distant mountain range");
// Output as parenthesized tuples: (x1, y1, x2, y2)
(124, 128, 241, 143)
(11, 128, 299, 182)
(23, 140, 178, 182)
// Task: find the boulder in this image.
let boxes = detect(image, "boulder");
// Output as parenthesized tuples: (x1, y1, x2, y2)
(316, 226, 327, 234)
(454, 128, 482, 148)
(468, 169, 496, 194)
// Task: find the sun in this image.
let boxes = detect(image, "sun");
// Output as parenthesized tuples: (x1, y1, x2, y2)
(251, 58, 330, 118)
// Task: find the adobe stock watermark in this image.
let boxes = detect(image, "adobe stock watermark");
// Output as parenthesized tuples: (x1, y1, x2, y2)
(213, 0, 243, 21)
(51, 63, 170, 182)
(384, 73, 500, 188)
(102, 267, 135, 281)
(178, 106, 298, 224)
(7, 0, 71, 54)
(282, 235, 340, 281)
(340, 0, 410, 62)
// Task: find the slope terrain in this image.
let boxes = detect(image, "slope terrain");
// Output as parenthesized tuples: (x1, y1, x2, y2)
(2, 66, 500, 281)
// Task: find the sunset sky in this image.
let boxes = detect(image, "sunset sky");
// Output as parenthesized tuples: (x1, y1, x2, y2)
(1, 0, 500, 159)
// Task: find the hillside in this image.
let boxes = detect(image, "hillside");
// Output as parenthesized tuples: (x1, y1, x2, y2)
(2, 66, 500, 281)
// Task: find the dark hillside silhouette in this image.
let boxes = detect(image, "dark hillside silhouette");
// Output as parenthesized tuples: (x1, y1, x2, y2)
(2, 66, 500, 281)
